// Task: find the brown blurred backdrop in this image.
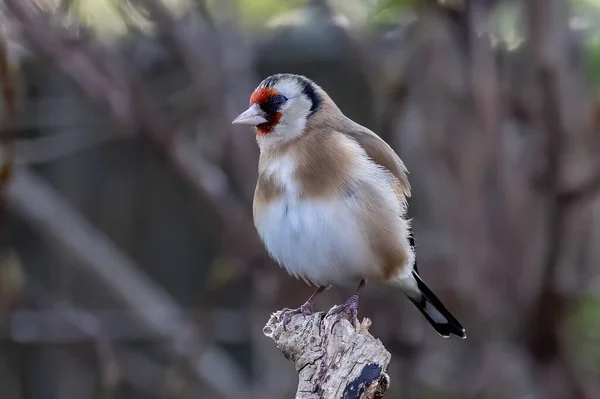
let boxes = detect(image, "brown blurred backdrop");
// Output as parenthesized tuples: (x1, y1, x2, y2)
(1, 0, 600, 398)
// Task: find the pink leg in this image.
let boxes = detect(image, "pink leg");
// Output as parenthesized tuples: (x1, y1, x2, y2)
(328, 279, 366, 326)
(280, 286, 327, 327)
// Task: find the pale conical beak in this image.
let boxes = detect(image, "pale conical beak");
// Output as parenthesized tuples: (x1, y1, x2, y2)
(232, 103, 268, 125)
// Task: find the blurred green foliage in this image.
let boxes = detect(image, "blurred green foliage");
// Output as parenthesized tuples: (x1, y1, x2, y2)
(570, 295, 600, 373)
(366, 0, 415, 26)
(585, 38, 600, 87)
(32, 0, 600, 114)
(573, 0, 600, 87)
(232, 0, 309, 27)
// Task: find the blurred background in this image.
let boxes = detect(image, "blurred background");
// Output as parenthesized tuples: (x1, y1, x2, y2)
(1, 0, 600, 398)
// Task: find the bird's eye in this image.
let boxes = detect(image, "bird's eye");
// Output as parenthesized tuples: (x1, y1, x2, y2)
(272, 94, 287, 106)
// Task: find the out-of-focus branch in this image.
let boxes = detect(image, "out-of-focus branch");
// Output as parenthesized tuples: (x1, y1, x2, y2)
(24, 297, 121, 398)
(57, 0, 75, 14)
(7, 308, 251, 344)
(132, 0, 260, 202)
(557, 167, 600, 207)
(13, 131, 123, 165)
(0, 33, 17, 206)
(6, 1, 139, 134)
(10, 297, 219, 397)
(524, 0, 568, 360)
(60, 305, 120, 399)
(466, 0, 514, 268)
(5, 0, 264, 261)
(130, 0, 228, 133)
(467, 0, 499, 141)
(524, 2, 592, 398)
(192, 0, 217, 31)
(7, 168, 250, 399)
(264, 307, 391, 399)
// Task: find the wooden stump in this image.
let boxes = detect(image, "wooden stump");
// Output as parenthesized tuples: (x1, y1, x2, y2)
(263, 306, 391, 399)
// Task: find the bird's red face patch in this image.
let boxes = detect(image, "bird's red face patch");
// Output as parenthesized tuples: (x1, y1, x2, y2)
(256, 112, 282, 136)
(250, 87, 277, 106)
(249, 87, 282, 135)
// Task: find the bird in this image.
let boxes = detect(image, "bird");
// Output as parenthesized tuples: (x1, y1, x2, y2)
(232, 73, 466, 339)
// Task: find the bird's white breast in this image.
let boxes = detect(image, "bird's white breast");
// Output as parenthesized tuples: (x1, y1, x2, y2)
(254, 153, 388, 287)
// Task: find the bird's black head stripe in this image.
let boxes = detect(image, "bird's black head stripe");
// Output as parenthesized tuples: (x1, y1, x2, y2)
(260, 74, 321, 117)
(300, 78, 321, 115)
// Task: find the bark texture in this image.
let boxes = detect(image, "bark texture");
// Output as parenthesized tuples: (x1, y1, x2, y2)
(263, 307, 391, 399)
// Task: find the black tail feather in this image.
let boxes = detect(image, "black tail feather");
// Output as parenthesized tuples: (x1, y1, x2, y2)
(408, 271, 466, 339)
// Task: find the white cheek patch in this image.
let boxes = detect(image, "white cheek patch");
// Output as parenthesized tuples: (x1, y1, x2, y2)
(272, 95, 311, 139)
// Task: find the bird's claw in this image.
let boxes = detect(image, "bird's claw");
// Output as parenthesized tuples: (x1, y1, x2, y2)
(280, 300, 315, 330)
(328, 294, 360, 331)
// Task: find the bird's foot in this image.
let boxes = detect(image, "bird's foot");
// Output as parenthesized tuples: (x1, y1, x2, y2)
(279, 300, 315, 329)
(328, 294, 360, 330)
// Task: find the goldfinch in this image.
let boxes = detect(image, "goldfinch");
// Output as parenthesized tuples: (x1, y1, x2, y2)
(232, 74, 466, 339)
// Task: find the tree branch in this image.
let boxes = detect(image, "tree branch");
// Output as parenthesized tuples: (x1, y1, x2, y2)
(7, 168, 250, 399)
(263, 307, 391, 399)
(0, 31, 18, 212)
(557, 167, 600, 208)
(132, 0, 260, 202)
(4, 0, 264, 261)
